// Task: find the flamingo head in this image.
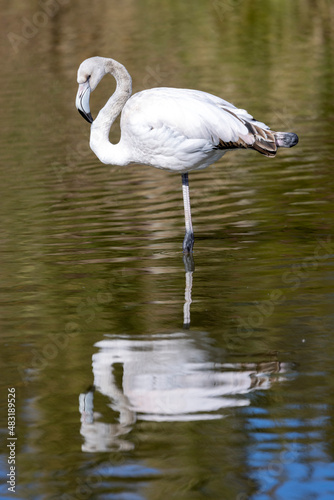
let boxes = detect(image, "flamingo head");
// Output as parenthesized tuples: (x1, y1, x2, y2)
(76, 57, 107, 124)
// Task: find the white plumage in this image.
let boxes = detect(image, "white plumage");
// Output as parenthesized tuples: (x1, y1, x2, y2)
(76, 56, 298, 252)
(118, 88, 268, 172)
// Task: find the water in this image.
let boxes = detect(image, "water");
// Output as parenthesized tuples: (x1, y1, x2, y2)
(1, 1, 334, 499)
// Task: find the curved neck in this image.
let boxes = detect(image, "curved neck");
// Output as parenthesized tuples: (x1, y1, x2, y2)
(90, 59, 132, 165)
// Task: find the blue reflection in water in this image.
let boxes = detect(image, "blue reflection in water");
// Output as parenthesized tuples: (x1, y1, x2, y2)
(243, 407, 334, 499)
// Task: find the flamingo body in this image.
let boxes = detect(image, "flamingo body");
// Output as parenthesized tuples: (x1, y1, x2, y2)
(107, 87, 268, 173)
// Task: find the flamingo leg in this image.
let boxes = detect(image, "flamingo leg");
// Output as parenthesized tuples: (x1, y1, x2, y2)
(182, 173, 195, 253)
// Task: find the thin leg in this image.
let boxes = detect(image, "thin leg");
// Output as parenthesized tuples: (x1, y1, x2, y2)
(181, 173, 194, 253)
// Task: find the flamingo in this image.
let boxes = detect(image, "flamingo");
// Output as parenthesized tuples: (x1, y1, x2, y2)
(76, 56, 298, 253)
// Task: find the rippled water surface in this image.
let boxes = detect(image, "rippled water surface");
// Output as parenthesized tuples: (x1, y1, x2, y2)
(1, 1, 334, 499)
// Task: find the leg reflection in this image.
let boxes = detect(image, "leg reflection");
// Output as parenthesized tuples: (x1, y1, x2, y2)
(183, 253, 195, 328)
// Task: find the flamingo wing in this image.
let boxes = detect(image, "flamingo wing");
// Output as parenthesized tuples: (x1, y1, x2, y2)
(120, 88, 276, 171)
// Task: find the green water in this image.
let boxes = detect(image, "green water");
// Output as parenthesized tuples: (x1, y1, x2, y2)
(1, 1, 334, 499)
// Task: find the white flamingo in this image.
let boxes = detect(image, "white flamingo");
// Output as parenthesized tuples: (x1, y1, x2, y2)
(76, 56, 298, 253)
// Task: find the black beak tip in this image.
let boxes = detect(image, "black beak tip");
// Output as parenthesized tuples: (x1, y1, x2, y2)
(78, 108, 93, 124)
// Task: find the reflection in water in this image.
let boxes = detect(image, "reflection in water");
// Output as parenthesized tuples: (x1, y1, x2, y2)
(80, 334, 289, 452)
(183, 253, 195, 327)
(80, 261, 290, 452)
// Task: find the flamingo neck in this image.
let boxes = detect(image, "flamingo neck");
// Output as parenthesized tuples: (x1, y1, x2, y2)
(90, 59, 132, 165)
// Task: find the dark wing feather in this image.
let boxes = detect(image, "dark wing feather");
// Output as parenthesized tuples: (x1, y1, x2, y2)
(217, 109, 277, 157)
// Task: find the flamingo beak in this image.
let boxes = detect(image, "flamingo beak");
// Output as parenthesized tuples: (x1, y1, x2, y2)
(76, 80, 93, 124)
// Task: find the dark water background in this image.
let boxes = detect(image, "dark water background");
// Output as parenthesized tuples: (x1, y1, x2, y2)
(1, 1, 334, 499)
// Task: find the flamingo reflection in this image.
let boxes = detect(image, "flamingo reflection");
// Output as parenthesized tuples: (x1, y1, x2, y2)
(79, 331, 289, 452)
(79, 255, 291, 452)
